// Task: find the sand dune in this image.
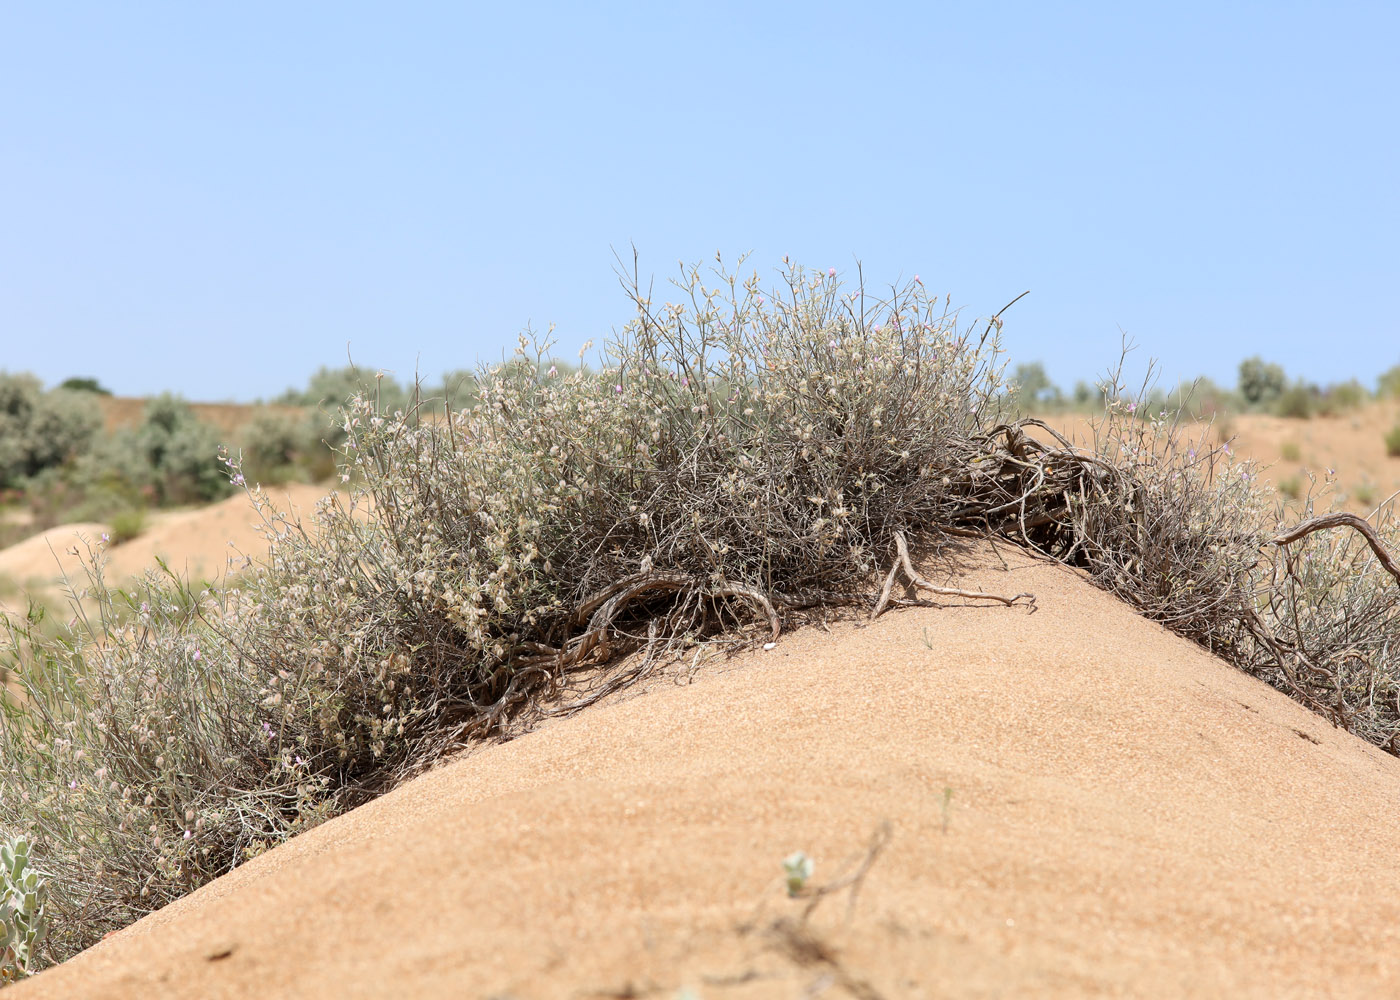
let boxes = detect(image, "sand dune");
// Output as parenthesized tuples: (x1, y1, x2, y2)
(1042, 401, 1400, 514)
(0, 484, 332, 608)
(12, 544, 1400, 998)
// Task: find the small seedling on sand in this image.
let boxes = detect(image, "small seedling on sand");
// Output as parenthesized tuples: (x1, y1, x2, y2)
(0, 836, 50, 982)
(941, 786, 954, 834)
(783, 851, 815, 897)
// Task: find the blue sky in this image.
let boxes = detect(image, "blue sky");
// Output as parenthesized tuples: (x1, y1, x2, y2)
(2, 2, 1396, 400)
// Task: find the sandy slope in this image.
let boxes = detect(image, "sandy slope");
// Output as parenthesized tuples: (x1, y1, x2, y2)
(13, 544, 1400, 999)
(0, 485, 331, 607)
(1042, 400, 1400, 514)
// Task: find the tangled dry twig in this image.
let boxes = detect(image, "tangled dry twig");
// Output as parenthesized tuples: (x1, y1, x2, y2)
(1273, 513, 1400, 590)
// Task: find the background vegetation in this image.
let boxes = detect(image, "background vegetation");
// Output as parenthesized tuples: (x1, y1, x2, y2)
(1008, 356, 1400, 421)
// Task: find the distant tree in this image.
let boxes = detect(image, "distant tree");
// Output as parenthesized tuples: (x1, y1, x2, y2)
(1238, 357, 1287, 407)
(1273, 380, 1316, 419)
(1008, 362, 1062, 406)
(58, 376, 113, 395)
(277, 366, 409, 412)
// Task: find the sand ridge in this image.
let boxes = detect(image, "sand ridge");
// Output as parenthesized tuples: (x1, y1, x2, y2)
(0, 484, 332, 609)
(12, 543, 1400, 998)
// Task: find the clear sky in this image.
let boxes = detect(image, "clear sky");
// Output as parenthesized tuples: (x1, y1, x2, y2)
(2, 2, 1396, 401)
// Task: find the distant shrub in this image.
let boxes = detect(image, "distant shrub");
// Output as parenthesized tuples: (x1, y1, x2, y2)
(434, 369, 480, 412)
(1274, 381, 1315, 419)
(1071, 380, 1104, 409)
(231, 409, 337, 486)
(276, 366, 409, 412)
(1161, 377, 1239, 421)
(1238, 356, 1287, 408)
(25, 392, 104, 473)
(1277, 475, 1303, 500)
(108, 508, 146, 545)
(1385, 425, 1400, 458)
(136, 395, 231, 504)
(56, 377, 111, 396)
(1280, 440, 1302, 463)
(0, 376, 102, 489)
(1319, 379, 1369, 415)
(23, 395, 230, 525)
(1378, 365, 1400, 399)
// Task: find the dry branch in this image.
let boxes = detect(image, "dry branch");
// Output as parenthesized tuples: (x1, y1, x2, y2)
(1272, 513, 1400, 590)
(871, 530, 1035, 619)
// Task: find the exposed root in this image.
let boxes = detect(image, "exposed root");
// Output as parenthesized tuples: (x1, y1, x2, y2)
(871, 531, 1035, 619)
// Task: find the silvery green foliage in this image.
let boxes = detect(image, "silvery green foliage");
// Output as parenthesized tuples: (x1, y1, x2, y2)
(276, 365, 409, 412)
(0, 374, 102, 488)
(0, 835, 50, 982)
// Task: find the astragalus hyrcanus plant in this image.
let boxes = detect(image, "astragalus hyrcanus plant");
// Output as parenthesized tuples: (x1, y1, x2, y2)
(3, 256, 1399, 972)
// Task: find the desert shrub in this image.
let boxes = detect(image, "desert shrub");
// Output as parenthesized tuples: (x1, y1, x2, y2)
(0, 562, 332, 960)
(1378, 365, 1400, 399)
(0, 378, 102, 490)
(22, 396, 229, 525)
(1319, 379, 1368, 415)
(1159, 377, 1237, 421)
(28, 432, 155, 526)
(229, 410, 336, 486)
(108, 508, 146, 545)
(1238, 356, 1287, 408)
(1273, 381, 1316, 419)
(1071, 380, 1104, 409)
(1277, 476, 1303, 500)
(276, 366, 409, 412)
(1383, 424, 1400, 458)
(4, 259, 1400, 971)
(0, 834, 50, 982)
(0, 376, 41, 487)
(1259, 502, 1400, 750)
(135, 395, 230, 504)
(1280, 440, 1302, 463)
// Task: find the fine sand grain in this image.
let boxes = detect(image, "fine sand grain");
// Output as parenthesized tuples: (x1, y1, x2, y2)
(12, 544, 1400, 998)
